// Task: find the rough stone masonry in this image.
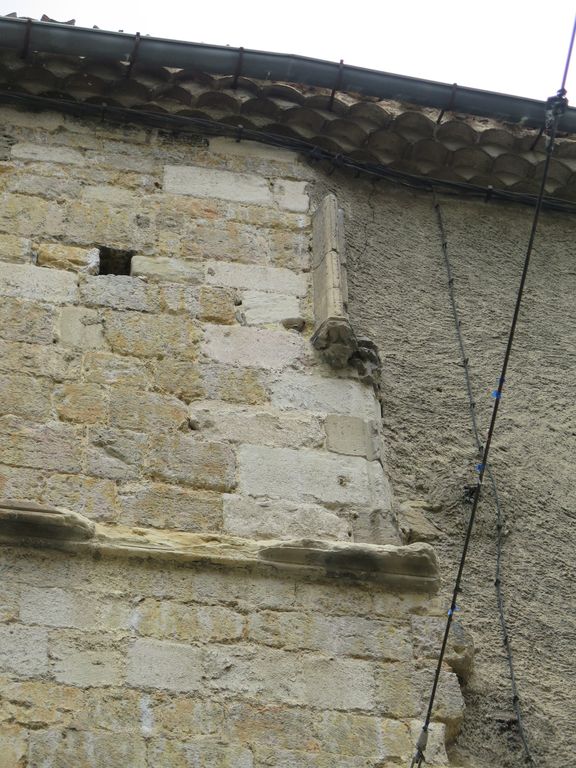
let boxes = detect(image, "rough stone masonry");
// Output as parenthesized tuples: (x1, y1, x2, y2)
(0, 108, 469, 767)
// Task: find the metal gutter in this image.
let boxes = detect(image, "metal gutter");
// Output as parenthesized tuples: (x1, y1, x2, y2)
(2, 15, 576, 132)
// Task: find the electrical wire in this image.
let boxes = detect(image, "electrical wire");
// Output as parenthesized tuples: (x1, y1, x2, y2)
(433, 191, 534, 764)
(409, 14, 576, 767)
(1, 89, 576, 215)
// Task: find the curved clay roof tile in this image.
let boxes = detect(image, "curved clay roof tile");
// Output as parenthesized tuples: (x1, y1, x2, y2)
(436, 120, 477, 150)
(324, 119, 367, 146)
(393, 111, 435, 141)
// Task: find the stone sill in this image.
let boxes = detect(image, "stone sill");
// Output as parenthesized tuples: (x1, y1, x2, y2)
(0, 502, 439, 592)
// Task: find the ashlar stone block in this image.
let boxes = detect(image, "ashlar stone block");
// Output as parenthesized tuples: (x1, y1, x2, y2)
(0, 262, 78, 304)
(36, 242, 100, 274)
(164, 164, 271, 205)
(203, 325, 304, 370)
(271, 371, 379, 419)
(205, 260, 307, 296)
(127, 638, 203, 692)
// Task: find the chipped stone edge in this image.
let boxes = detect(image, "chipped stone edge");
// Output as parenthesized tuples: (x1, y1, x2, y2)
(311, 194, 381, 384)
(0, 503, 439, 591)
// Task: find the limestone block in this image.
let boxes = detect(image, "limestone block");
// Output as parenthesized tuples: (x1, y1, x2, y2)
(199, 285, 237, 324)
(36, 242, 100, 274)
(188, 401, 324, 449)
(164, 164, 271, 204)
(0, 193, 64, 239)
(0, 724, 27, 767)
(85, 426, 147, 480)
(118, 483, 222, 531)
(210, 136, 296, 162)
(154, 359, 205, 402)
(398, 501, 442, 544)
(0, 463, 44, 501)
(199, 362, 268, 405)
(0, 339, 80, 381)
(225, 700, 315, 751)
(109, 387, 187, 432)
(0, 373, 52, 420)
(28, 729, 147, 768)
(312, 194, 345, 266)
(82, 351, 150, 387)
(80, 274, 159, 312)
(271, 372, 379, 419)
(203, 325, 304, 370)
(63, 201, 144, 250)
(158, 283, 200, 316)
(373, 663, 421, 718)
(413, 668, 465, 742)
(82, 185, 139, 204)
(222, 494, 350, 540)
(204, 645, 375, 710)
(58, 307, 106, 349)
(250, 746, 371, 768)
(131, 255, 203, 284)
(148, 737, 254, 768)
(248, 611, 412, 661)
(43, 473, 118, 522)
(148, 434, 236, 491)
(408, 721, 449, 766)
(325, 414, 380, 458)
(272, 179, 309, 212)
(12, 142, 84, 164)
(54, 382, 107, 424)
(104, 311, 200, 359)
(238, 445, 376, 506)
(0, 262, 78, 304)
(127, 638, 203, 692)
(134, 600, 244, 643)
(241, 290, 301, 325)
(411, 616, 474, 680)
(51, 634, 123, 687)
(0, 624, 48, 676)
(205, 260, 307, 296)
(151, 696, 225, 739)
(20, 587, 129, 631)
(0, 677, 84, 730)
(0, 416, 81, 472)
(0, 297, 55, 344)
(316, 713, 411, 761)
(0, 233, 33, 263)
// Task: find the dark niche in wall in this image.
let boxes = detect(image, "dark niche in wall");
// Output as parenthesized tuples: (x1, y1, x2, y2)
(98, 246, 135, 276)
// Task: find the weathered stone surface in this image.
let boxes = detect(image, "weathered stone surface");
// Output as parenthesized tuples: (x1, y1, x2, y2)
(148, 737, 254, 768)
(0, 261, 78, 304)
(315, 712, 411, 761)
(36, 242, 100, 274)
(83, 351, 150, 387)
(199, 362, 268, 405)
(0, 297, 55, 344)
(80, 274, 158, 312)
(85, 426, 147, 480)
(325, 414, 379, 458)
(109, 387, 187, 432)
(28, 729, 147, 768)
(20, 587, 129, 631)
(188, 401, 323, 448)
(413, 668, 465, 742)
(241, 290, 301, 325)
(43, 474, 118, 522)
(238, 444, 377, 507)
(248, 611, 412, 660)
(153, 359, 204, 402)
(312, 194, 345, 266)
(0, 193, 64, 239)
(165, 165, 270, 204)
(0, 463, 44, 501)
(0, 624, 48, 676)
(54, 382, 108, 423)
(0, 233, 32, 263)
(58, 306, 106, 349)
(51, 634, 123, 687)
(271, 371, 379, 419)
(0, 724, 27, 767)
(12, 142, 84, 164)
(158, 282, 200, 316)
(204, 325, 304, 370)
(127, 638, 203, 692)
(205, 260, 307, 296)
(397, 501, 442, 543)
(0, 416, 81, 472)
(135, 600, 244, 643)
(149, 434, 236, 491)
(272, 179, 309, 212)
(222, 495, 350, 540)
(0, 339, 80, 381)
(118, 483, 222, 531)
(105, 311, 200, 359)
(131, 255, 203, 284)
(408, 721, 449, 766)
(412, 616, 474, 680)
(0, 373, 52, 421)
(0, 501, 95, 542)
(199, 285, 237, 324)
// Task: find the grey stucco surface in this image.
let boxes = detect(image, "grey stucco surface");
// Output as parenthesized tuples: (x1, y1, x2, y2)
(312, 173, 576, 767)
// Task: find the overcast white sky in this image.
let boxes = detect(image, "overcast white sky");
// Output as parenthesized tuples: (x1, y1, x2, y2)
(3, 1, 576, 101)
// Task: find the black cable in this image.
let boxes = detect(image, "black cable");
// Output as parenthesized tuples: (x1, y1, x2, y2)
(1, 89, 576, 214)
(433, 190, 534, 764)
(410, 14, 576, 767)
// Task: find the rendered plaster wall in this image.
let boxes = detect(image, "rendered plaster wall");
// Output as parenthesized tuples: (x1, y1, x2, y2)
(319, 176, 576, 768)
(0, 108, 468, 767)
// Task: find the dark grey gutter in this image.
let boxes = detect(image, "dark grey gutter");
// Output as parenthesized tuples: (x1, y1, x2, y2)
(2, 15, 576, 132)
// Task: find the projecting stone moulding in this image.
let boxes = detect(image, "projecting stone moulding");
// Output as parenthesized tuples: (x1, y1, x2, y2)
(311, 194, 381, 383)
(0, 501, 439, 591)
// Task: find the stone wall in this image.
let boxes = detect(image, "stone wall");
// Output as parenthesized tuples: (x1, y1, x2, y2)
(0, 108, 467, 767)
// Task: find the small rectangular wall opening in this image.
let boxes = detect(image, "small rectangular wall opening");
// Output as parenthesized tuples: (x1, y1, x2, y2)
(98, 247, 135, 276)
